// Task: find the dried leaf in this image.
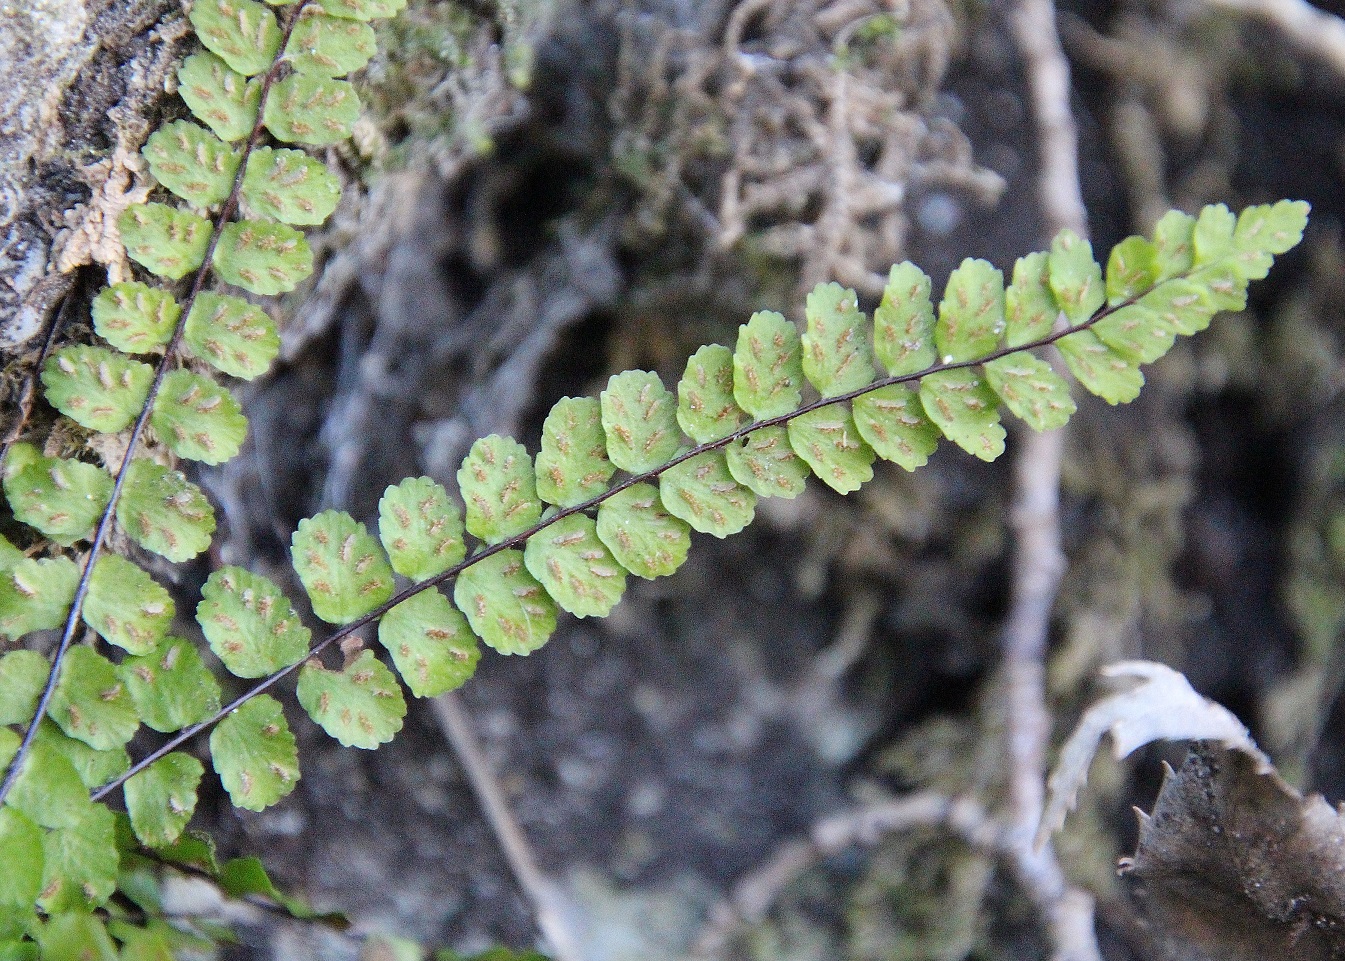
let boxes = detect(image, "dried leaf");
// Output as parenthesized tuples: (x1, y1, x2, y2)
(1038, 660, 1264, 847)
(1123, 746, 1345, 961)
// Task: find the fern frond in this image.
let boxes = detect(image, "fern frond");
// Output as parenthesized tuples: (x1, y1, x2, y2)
(88, 200, 1312, 827)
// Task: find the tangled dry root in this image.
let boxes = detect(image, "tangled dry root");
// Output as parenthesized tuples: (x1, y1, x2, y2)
(614, 0, 1006, 295)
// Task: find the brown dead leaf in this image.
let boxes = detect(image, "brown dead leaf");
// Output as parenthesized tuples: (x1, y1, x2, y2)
(1122, 745, 1345, 961)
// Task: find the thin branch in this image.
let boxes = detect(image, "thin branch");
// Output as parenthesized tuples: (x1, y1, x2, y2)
(1003, 1, 1101, 959)
(1205, 0, 1345, 77)
(429, 693, 585, 961)
(0, 1, 316, 808)
(93, 276, 1174, 802)
(1013, 0, 1088, 240)
(690, 792, 1004, 958)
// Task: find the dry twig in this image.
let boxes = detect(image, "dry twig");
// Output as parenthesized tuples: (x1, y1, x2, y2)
(1002, 0, 1101, 958)
(430, 693, 585, 961)
(690, 792, 1004, 959)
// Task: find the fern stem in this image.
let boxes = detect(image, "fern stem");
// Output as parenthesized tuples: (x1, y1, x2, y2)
(0, 0, 317, 808)
(0, 277, 76, 460)
(94, 279, 1161, 801)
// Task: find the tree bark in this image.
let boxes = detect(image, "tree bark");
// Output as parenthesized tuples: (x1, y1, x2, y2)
(0, 0, 181, 350)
